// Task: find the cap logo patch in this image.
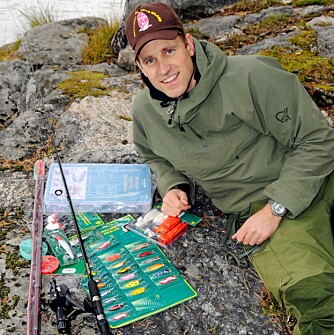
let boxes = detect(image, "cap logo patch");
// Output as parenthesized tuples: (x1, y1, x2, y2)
(133, 9, 163, 37)
(137, 12, 152, 32)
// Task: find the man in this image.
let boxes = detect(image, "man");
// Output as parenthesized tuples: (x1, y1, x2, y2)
(125, 2, 334, 334)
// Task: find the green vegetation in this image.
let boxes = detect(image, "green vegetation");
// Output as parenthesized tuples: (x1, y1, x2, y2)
(219, 11, 334, 94)
(0, 142, 53, 172)
(0, 40, 21, 62)
(57, 70, 109, 99)
(82, 20, 119, 64)
(5, 247, 29, 276)
(259, 14, 290, 27)
(0, 273, 20, 320)
(19, 0, 56, 28)
(221, 14, 298, 53)
(259, 29, 334, 92)
(260, 287, 295, 335)
(224, 0, 283, 14)
(185, 27, 211, 41)
(0, 208, 25, 321)
(0, 273, 10, 319)
(0, 209, 24, 243)
(292, 0, 334, 6)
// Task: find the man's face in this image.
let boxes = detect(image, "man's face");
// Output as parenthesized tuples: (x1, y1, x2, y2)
(137, 34, 196, 99)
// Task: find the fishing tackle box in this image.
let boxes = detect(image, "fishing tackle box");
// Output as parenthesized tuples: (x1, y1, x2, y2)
(44, 163, 153, 214)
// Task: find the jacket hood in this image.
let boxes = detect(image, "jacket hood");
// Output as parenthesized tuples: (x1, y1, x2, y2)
(143, 38, 227, 127)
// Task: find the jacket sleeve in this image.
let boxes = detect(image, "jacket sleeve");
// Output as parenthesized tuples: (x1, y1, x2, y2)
(244, 56, 334, 217)
(132, 107, 195, 201)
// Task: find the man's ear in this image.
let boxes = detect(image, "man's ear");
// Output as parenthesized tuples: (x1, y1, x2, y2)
(185, 34, 195, 57)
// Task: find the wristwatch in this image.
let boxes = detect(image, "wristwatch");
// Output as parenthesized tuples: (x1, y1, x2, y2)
(268, 199, 287, 217)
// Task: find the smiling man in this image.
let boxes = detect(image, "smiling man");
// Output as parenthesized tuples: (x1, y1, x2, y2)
(125, 2, 334, 334)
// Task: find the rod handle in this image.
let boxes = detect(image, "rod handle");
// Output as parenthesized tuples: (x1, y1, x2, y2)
(88, 279, 112, 335)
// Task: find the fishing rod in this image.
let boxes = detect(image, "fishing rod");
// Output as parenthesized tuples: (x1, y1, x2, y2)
(48, 124, 112, 335)
(19, 40, 112, 335)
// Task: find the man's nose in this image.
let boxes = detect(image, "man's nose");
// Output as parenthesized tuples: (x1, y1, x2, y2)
(158, 58, 171, 75)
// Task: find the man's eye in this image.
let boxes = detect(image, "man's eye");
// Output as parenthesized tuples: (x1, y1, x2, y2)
(145, 58, 154, 65)
(166, 48, 174, 55)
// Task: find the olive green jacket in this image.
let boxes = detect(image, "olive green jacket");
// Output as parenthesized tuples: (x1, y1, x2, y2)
(131, 38, 334, 217)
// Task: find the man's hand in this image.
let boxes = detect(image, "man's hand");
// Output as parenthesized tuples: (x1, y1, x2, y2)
(161, 189, 191, 217)
(232, 204, 282, 245)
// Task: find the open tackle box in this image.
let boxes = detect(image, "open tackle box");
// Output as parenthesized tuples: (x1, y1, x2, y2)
(75, 215, 198, 328)
(44, 163, 153, 214)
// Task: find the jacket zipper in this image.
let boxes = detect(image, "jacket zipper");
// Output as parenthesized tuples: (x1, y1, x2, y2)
(167, 101, 177, 125)
(187, 124, 208, 148)
(165, 99, 206, 146)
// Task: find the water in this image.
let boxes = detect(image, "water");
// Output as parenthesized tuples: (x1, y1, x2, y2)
(0, 0, 127, 46)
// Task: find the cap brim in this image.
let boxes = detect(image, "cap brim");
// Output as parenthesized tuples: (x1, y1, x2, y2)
(134, 29, 179, 56)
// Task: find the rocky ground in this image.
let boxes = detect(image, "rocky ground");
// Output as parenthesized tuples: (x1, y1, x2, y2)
(0, 1, 333, 335)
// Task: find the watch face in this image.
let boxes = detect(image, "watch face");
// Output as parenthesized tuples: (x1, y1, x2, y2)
(272, 202, 287, 216)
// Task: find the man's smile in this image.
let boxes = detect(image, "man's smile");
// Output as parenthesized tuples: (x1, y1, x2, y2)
(162, 73, 178, 84)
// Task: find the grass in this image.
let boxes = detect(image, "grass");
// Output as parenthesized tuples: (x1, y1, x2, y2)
(19, 0, 56, 28)
(260, 287, 296, 334)
(0, 40, 21, 61)
(0, 138, 54, 172)
(223, 0, 283, 14)
(82, 20, 119, 64)
(0, 208, 26, 322)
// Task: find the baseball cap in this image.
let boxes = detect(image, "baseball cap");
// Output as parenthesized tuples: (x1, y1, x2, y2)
(125, 2, 184, 56)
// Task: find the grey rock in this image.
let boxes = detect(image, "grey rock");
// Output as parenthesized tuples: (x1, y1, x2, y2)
(185, 15, 241, 40)
(241, 6, 294, 26)
(294, 4, 334, 16)
(306, 17, 334, 58)
(25, 67, 70, 110)
(0, 108, 45, 160)
(17, 17, 108, 66)
(307, 15, 334, 28)
(0, 171, 34, 211)
(315, 25, 334, 58)
(71, 62, 129, 76)
(0, 60, 30, 124)
(54, 92, 136, 161)
(125, 0, 240, 20)
(237, 31, 300, 55)
(116, 44, 137, 71)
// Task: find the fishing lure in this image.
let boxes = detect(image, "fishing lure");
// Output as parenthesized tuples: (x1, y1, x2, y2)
(106, 253, 121, 262)
(54, 235, 74, 259)
(100, 288, 114, 297)
(159, 276, 177, 285)
(104, 296, 120, 305)
(151, 268, 171, 278)
(120, 273, 135, 281)
(147, 263, 164, 272)
(130, 287, 146, 296)
(141, 256, 160, 265)
(112, 312, 128, 321)
(138, 251, 154, 257)
(124, 280, 140, 288)
(111, 260, 126, 269)
(118, 266, 131, 274)
(97, 240, 111, 250)
(109, 304, 124, 311)
(132, 242, 150, 251)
